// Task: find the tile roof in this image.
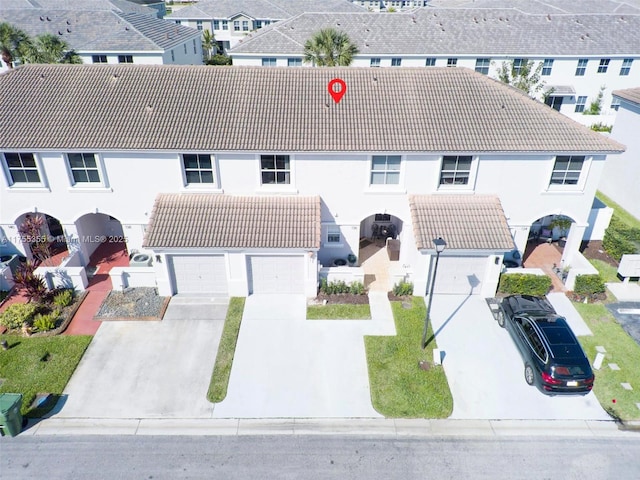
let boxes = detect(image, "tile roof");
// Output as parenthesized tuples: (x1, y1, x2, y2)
(428, 0, 640, 15)
(166, 0, 363, 20)
(0, 9, 200, 52)
(143, 194, 322, 249)
(230, 9, 640, 56)
(409, 195, 514, 250)
(613, 87, 640, 107)
(9, 0, 157, 15)
(0, 64, 624, 154)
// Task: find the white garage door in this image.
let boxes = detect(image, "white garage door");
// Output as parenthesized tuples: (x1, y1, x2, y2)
(170, 255, 228, 295)
(431, 256, 487, 295)
(248, 255, 304, 294)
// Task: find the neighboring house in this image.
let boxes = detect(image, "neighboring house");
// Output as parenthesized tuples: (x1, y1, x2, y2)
(229, 4, 640, 126)
(351, 0, 427, 11)
(0, 5, 202, 68)
(599, 87, 640, 220)
(0, 65, 624, 298)
(165, 0, 364, 52)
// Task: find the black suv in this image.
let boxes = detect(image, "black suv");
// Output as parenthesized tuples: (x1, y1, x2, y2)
(498, 295, 594, 395)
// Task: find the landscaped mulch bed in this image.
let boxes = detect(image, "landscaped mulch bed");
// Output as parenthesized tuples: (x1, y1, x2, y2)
(31, 290, 89, 337)
(579, 240, 619, 266)
(311, 293, 369, 305)
(95, 287, 170, 321)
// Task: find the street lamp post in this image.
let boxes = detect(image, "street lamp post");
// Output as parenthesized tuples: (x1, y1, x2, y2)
(422, 237, 446, 349)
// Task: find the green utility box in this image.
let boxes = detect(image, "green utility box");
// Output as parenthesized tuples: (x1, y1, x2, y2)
(0, 393, 24, 437)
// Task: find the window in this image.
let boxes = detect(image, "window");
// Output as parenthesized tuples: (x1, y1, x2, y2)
(327, 226, 341, 244)
(370, 155, 401, 185)
(522, 320, 547, 361)
(611, 98, 621, 111)
(545, 96, 563, 111)
(67, 153, 100, 184)
(264, 20, 271, 26)
(475, 58, 490, 74)
(620, 58, 633, 76)
(175, 20, 181, 25)
(550, 156, 584, 185)
(92, 55, 107, 64)
(222, 20, 228, 30)
(233, 20, 240, 31)
(425, 57, 436, 66)
(184, 44, 187, 54)
(242, 20, 249, 31)
(213, 20, 220, 30)
(391, 58, 402, 67)
(193, 39, 197, 54)
(575, 58, 588, 76)
(260, 155, 290, 184)
(3, 152, 40, 184)
(118, 55, 133, 64)
(439, 155, 472, 185)
(597, 58, 610, 73)
(575, 95, 587, 113)
(370, 57, 381, 67)
(513, 58, 527, 75)
(446, 58, 457, 67)
(182, 154, 214, 184)
(542, 58, 553, 76)
(262, 57, 276, 67)
(287, 58, 301, 67)
(196, 20, 203, 31)
(171, 50, 175, 62)
(256, 20, 262, 29)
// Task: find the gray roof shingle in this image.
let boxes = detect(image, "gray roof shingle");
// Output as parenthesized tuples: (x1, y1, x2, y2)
(613, 87, 640, 106)
(4, 0, 157, 15)
(409, 195, 514, 250)
(143, 194, 322, 249)
(230, 9, 640, 56)
(0, 64, 624, 154)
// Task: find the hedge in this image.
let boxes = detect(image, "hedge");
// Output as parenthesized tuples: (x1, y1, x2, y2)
(602, 215, 640, 262)
(574, 274, 606, 296)
(498, 273, 552, 296)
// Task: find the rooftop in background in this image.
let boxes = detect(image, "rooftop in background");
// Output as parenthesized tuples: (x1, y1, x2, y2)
(613, 87, 640, 106)
(0, 64, 625, 153)
(427, 0, 640, 14)
(1, 0, 158, 15)
(230, 8, 640, 56)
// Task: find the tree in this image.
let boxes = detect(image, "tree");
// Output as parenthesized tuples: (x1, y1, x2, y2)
(303, 28, 358, 67)
(497, 59, 546, 97)
(0, 22, 30, 68)
(18, 214, 52, 265)
(584, 85, 606, 115)
(21, 33, 82, 64)
(202, 29, 218, 62)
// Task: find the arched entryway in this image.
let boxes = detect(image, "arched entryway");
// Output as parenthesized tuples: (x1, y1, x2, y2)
(14, 212, 68, 266)
(358, 213, 404, 291)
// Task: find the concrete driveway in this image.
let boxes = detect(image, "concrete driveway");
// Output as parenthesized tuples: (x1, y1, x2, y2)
(56, 298, 228, 419)
(429, 295, 610, 420)
(212, 294, 395, 418)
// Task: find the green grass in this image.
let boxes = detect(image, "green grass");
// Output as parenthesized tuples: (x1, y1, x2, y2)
(597, 191, 640, 230)
(207, 297, 245, 403)
(307, 304, 371, 319)
(588, 259, 621, 283)
(0, 334, 92, 417)
(365, 297, 453, 418)
(574, 302, 640, 421)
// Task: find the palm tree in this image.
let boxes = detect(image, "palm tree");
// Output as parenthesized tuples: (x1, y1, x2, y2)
(202, 29, 218, 61)
(21, 33, 82, 64)
(0, 22, 30, 68)
(303, 28, 358, 67)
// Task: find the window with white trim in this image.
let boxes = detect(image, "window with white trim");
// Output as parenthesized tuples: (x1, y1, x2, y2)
(118, 55, 133, 64)
(425, 57, 436, 66)
(611, 98, 621, 111)
(391, 58, 402, 67)
(287, 58, 302, 67)
(550, 156, 584, 185)
(475, 58, 490, 74)
(256, 20, 262, 29)
(370, 155, 400, 185)
(242, 20, 249, 31)
(262, 57, 276, 67)
(233, 20, 240, 31)
(542, 58, 553, 76)
(196, 20, 203, 31)
(327, 226, 341, 244)
(67, 153, 101, 184)
(2, 152, 41, 184)
(597, 58, 610, 73)
(182, 154, 214, 185)
(370, 57, 381, 67)
(575, 58, 587, 76)
(439, 155, 472, 185)
(513, 58, 527, 75)
(447, 58, 457, 67)
(213, 20, 220, 30)
(92, 55, 107, 64)
(620, 58, 633, 76)
(575, 96, 587, 113)
(260, 155, 290, 185)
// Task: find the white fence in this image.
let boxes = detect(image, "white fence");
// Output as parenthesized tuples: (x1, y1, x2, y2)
(109, 267, 157, 290)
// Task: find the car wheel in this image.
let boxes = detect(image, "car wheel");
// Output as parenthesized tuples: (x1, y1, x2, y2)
(497, 309, 505, 327)
(524, 364, 535, 386)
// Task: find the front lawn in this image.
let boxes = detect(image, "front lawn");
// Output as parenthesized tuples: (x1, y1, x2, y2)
(0, 334, 92, 417)
(307, 304, 371, 319)
(588, 259, 621, 284)
(574, 302, 640, 421)
(597, 191, 640, 230)
(365, 297, 453, 418)
(207, 297, 245, 403)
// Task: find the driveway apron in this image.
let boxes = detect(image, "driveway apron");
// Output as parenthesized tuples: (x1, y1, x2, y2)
(56, 299, 227, 419)
(428, 295, 610, 421)
(212, 294, 394, 418)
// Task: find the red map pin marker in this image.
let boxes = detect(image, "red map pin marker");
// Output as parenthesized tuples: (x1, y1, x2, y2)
(328, 78, 346, 104)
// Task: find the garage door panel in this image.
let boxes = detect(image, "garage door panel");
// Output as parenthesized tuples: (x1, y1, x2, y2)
(248, 256, 304, 294)
(171, 255, 228, 295)
(432, 256, 486, 295)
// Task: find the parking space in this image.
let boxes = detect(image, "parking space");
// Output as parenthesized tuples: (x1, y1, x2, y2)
(429, 295, 610, 420)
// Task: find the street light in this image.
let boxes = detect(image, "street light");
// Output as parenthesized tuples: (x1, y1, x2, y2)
(422, 237, 446, 349)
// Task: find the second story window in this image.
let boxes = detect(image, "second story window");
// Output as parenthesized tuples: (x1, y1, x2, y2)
(2, 152, 40, 184)
(550, 156, 584, 186)
(391, 58, 402, 67)
(425, 57, 436, 66)
(611, 98, 621, 111)
(326, 226, 341, 245)
(222, 20, 228, 30)
(575, 58, 588, 76)
(196, 20, 203, 31)
(233, 21, 240, 31)
(597, 58, 610, 73)
(542, 59, 553, 76)
(92, 55, 107, 64)
(256, 20, 263, 29)
(182, 154, 214, 185)
(242, 20, 249, 31)
(213, 20, 219, 30)
(620, 58, 633, 76)
(370, 155, 401, 185)
(440, 155, 472, 186)
(447, 58, 457, 67)
(475, 58, 490, 74)
(370, 57, 381, 67)
(118, 55, 133, 64)
(260, 155, 290, 185)
(513, 58, 527, 75)
(575, 96, 587, 113)
(67, 153, 101, 184)
(262, 58, 276, 67)
(287, 58, 301, 67)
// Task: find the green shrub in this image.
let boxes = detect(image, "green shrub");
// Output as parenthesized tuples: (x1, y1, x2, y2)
(0, 303, 39, 330)
(602, 215, 640, 261)
(53, 289, 73, 308)
(574, 274, 606, 297)
(32, 311, 59, 332)
(392, 281, 414, 296)
(498, 273, 552, 296)
(320, 279, 365, 295)
(207, 54, 232, 66)
(349, 281, 366, 295)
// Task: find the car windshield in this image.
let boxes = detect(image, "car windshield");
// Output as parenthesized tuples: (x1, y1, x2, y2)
(544, 326, 576, 346)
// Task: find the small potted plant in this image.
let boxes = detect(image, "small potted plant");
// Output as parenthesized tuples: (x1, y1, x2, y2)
(347, 253, 357, 266)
